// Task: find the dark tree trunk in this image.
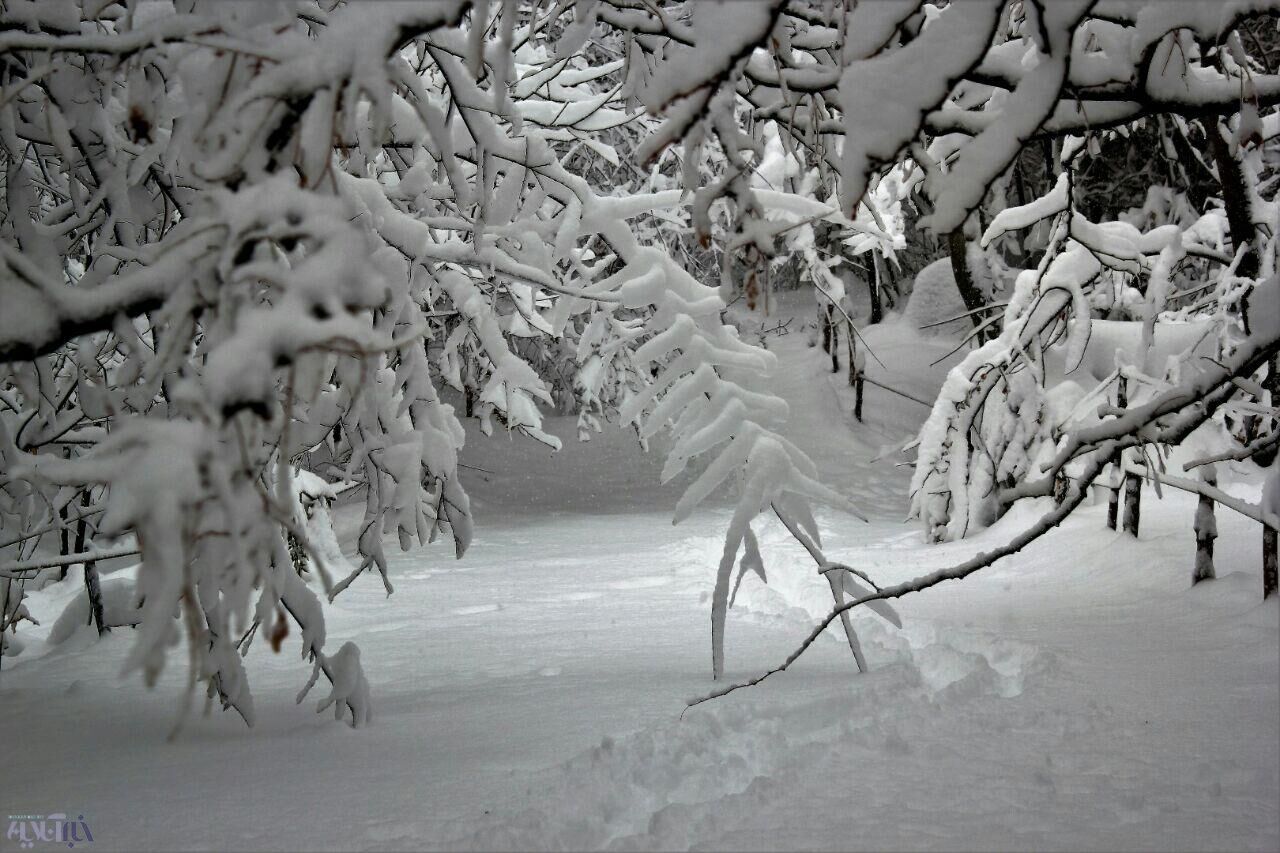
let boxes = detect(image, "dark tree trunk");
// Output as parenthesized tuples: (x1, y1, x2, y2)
(1265, 525, 1278, 600)
(1209, 129, 1259, 284)
(881, 253, 902, 310)
(822, 304, 839, 372)
(58, 447, 71, 580)
(83, 561, 106, 635)
(59, 502, 70, 556)
(1193, 466, 1217, 585)
(58, 501, 71, 582)
(1106, 482, 1120, 530)
(1120, 378, 1141, 538)
(75, 490, 106, 635)
(846, 325, 854, 385)
(1122, 468, 1142, 537)
(869, 253, 887, 324)
(1106, 473, 1121, 530)
(947, 228, 989, 341)
(1107, 378, 1127, 531)
(847, 328, 863, 421)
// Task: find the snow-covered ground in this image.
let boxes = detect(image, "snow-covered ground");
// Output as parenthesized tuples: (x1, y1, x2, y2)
(2, 297, 1276, 851)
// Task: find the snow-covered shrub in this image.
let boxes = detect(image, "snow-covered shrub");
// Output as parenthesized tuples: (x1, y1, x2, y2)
(0, 0, 912, 724)
(911, 131, 1277, 541)
(47, 574, 141, 646)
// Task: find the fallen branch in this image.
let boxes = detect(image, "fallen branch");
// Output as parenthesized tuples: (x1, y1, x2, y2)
(688, 462, 1100, 709)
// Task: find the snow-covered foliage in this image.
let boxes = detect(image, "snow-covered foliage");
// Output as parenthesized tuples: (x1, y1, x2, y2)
(864, 8, 1280, 546)
(912, 118, 1277, 541)
(3, 0, 1280, 730)
(0, 0, 899, 722)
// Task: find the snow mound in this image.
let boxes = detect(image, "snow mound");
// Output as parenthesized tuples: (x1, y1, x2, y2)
(904, 258, 970, 338)
(47, 576, 142, 645)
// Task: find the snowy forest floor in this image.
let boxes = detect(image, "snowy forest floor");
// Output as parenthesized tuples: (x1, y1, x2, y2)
(2, 295, 1277, 851)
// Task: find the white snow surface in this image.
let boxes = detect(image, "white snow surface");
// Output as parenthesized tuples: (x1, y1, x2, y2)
(1, 294, 1276, 851)
(903, 258, 971, 339)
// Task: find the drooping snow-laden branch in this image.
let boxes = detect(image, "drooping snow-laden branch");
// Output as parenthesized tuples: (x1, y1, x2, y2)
(0, 0, 641, 719)
(653, 1, 1280, 231)
(0, 545, 140, 578)
(1120, 459, 1280, 529)
(0, 0, 899, 723)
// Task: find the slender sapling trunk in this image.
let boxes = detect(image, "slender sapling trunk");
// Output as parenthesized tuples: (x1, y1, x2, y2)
(75, 490, 106, 635)
(1108, 378, 1127, 530)
(1193, 465, 1217, 585)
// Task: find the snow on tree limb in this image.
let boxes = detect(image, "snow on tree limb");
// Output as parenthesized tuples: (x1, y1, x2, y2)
(3, 0, 1279, 725)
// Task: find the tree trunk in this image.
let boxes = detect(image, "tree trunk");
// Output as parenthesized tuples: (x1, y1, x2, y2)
(1259, 356, 1280, 467)
(846, 325, 855, 386)
(869, 252, 886, 324)
(1122, 460, 1142, 537)
(1107, 378, 1127, 530)
(75, 490, 106, 635)
(1106, 476, 1121, 529)
(1106, 470, 1121, 530)
(83, 560, 106, 635)
(847, 327, 864, 421)
(1211, 124, 1275, 597)
(1211, 127, 1265, 437)
(58, 447, 72, 580)
(1193, 465, 1217, 585)
(882, 254, 902, 310)
(825, 306, 839, 373)
(1265, 525, 1278, 600)
(947, 228, 989, 341)
(1209, 127, 1259, 283)
(59, 502, 70, 556)
(58, 502, 71, 582)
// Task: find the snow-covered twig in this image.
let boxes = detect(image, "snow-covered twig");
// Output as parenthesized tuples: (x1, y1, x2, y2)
(0, 546, 140, 578)
(1122, 461, 1280, 530)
